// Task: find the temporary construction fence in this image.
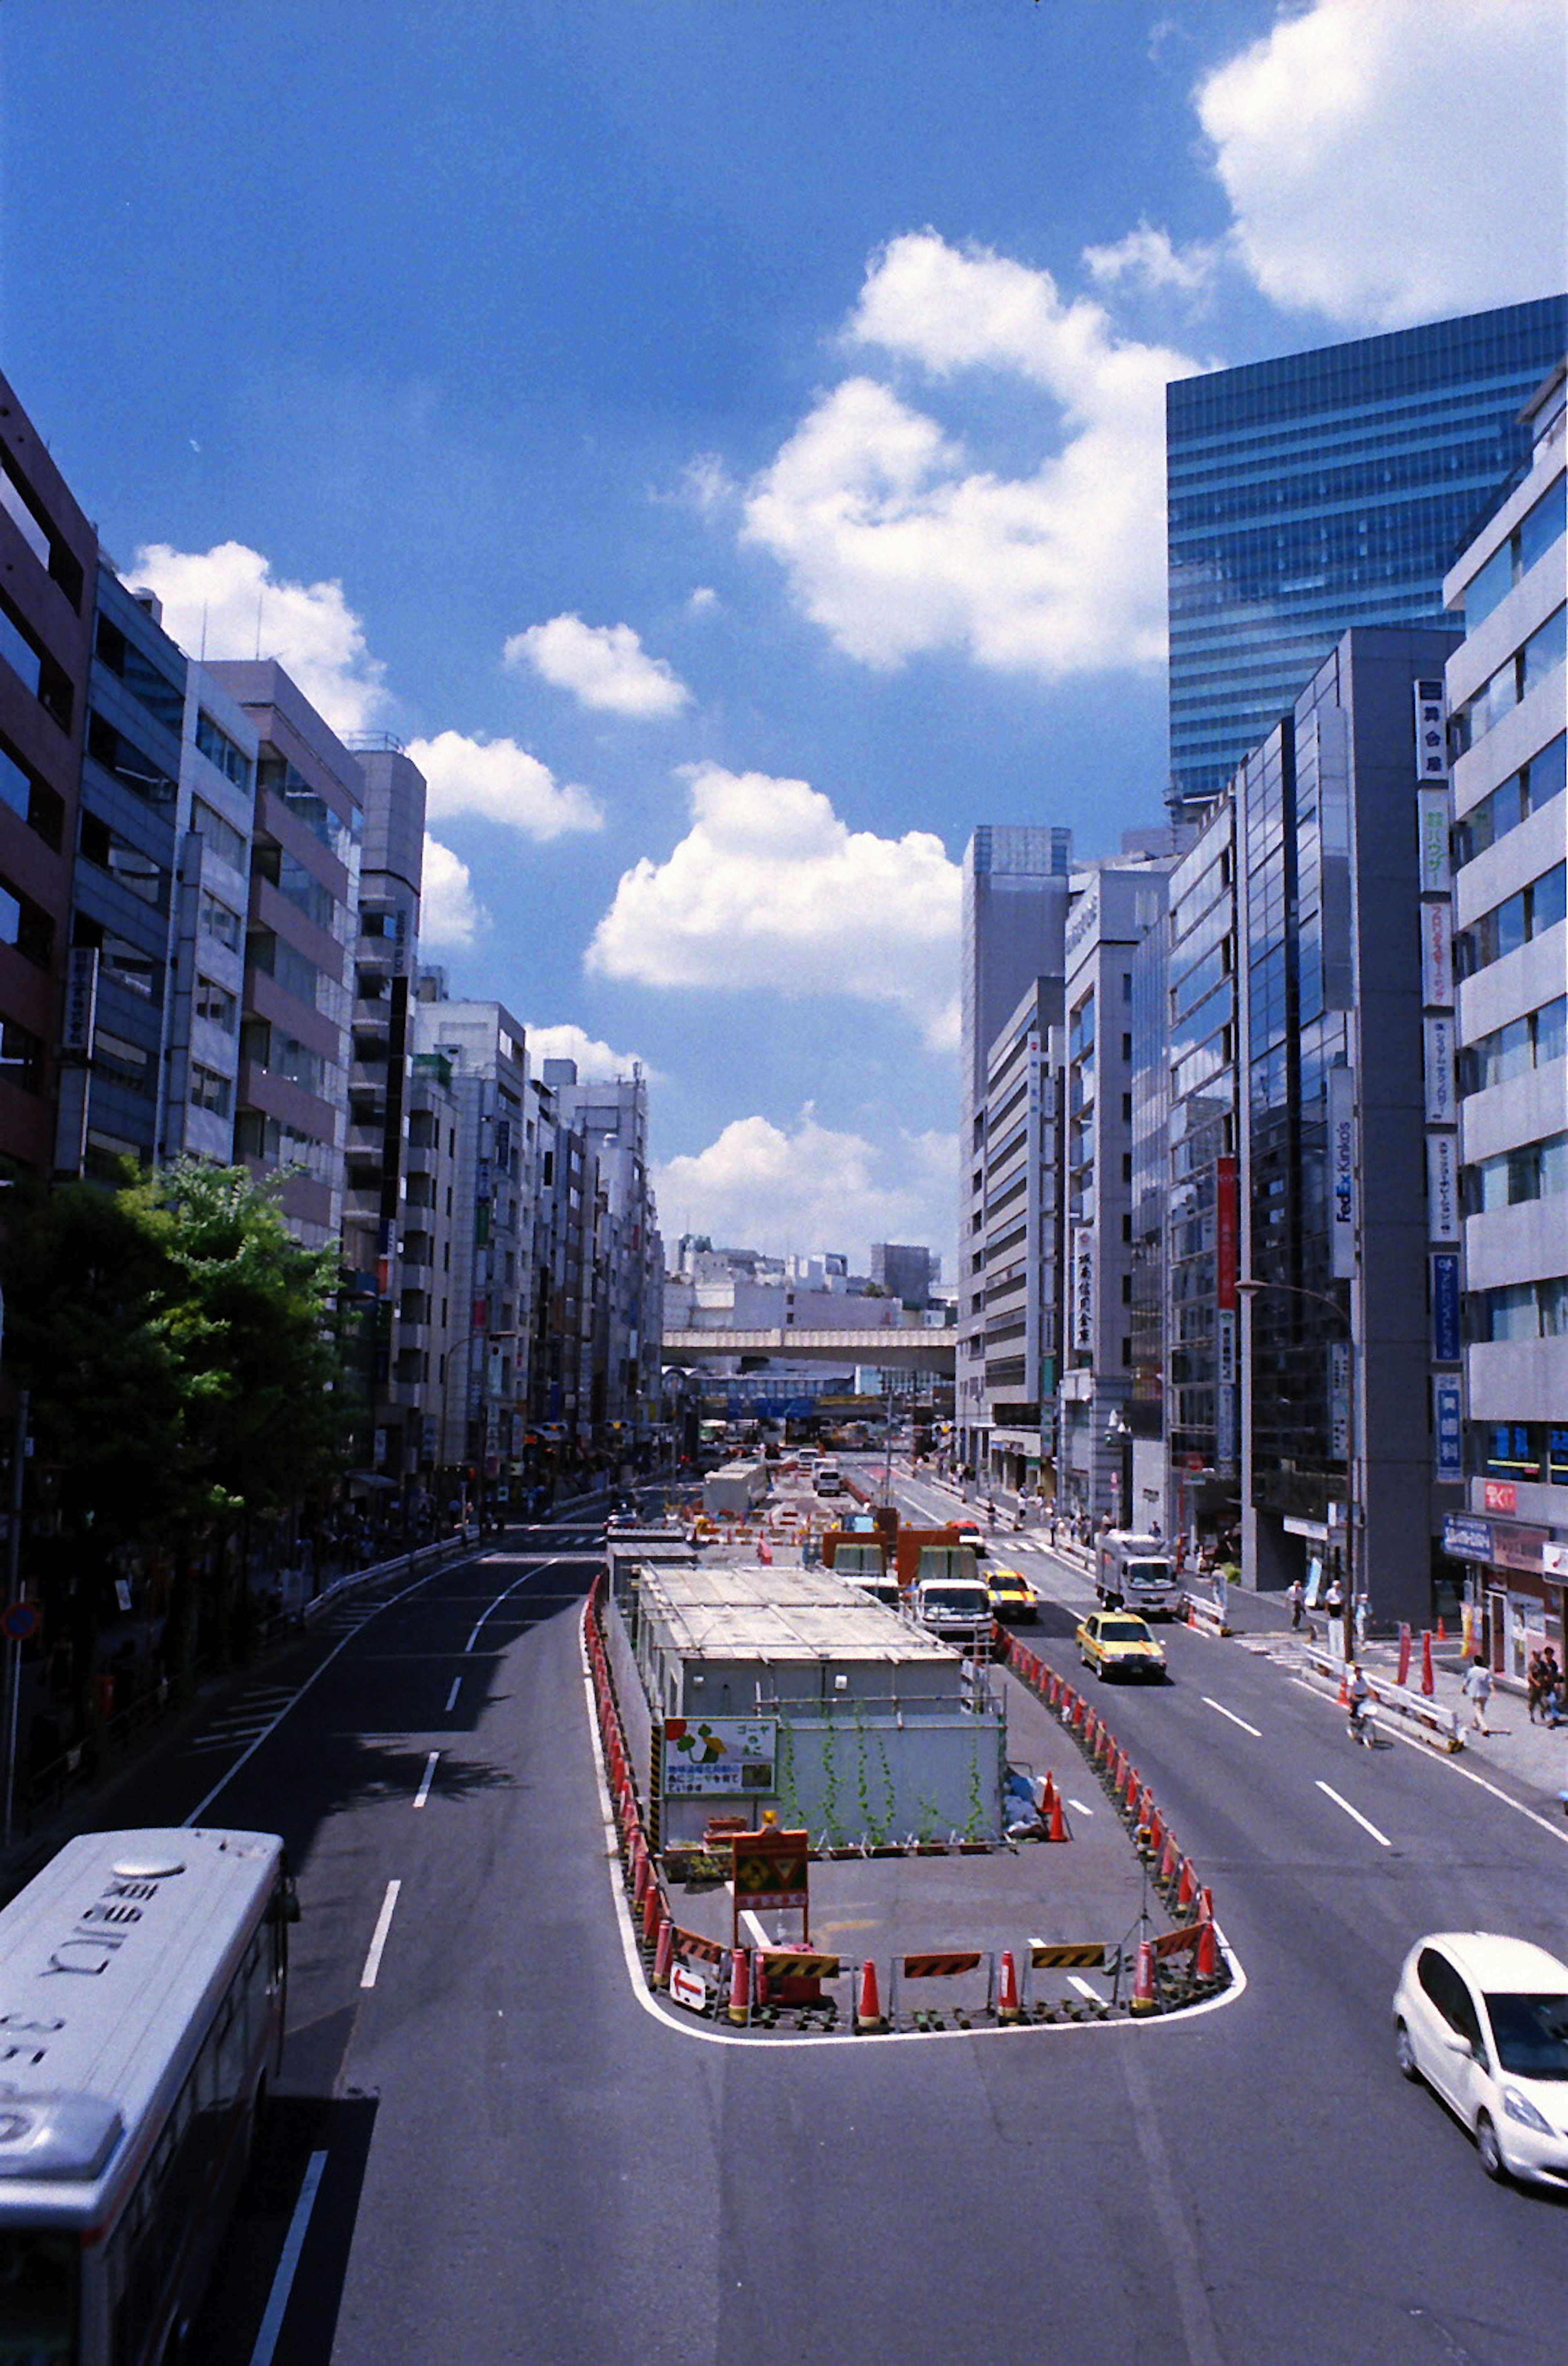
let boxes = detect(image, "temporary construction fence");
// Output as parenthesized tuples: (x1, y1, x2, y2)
(584, 1580, 1232, 2035)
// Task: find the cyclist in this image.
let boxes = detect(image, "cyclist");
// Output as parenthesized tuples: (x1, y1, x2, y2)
(1346, 1662, 1374, 1746)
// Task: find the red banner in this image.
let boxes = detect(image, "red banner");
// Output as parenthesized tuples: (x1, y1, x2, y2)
(1215, 1156, 1238, 1309)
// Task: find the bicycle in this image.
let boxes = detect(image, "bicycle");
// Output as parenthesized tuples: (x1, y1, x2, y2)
(1347, 1696, 1376, 1747)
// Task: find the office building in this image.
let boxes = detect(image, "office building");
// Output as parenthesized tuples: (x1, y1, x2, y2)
(1167, 296, 1567, 818)
(158, 665, 256, 1167)
(1236, 624, 1463, 1627)
(870, 1243, 939, 1310)
(549, 1064, 663, 1453)
(1058, 858, 1172, 1523)
(0, 373, 92, 1178)
(1445, 356, 1566, 1673)
(958, 824, 1071, 1476)
(209, 661, 363, 1253)
(59, 572, 187, 1176)
(968, 979, 1062, 1499)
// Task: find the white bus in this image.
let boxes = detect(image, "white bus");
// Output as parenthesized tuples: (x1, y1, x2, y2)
(0, 1825, 293, 2364)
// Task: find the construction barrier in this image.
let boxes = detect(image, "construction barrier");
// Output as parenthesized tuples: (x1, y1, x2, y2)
(1295, 1637, 1461, 1750)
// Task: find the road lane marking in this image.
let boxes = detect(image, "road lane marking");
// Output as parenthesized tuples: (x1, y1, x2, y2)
(444, 1676, 461, 1713)
(1068, 1798, 1096, 1817)
(465, 1554, 570, 1653)
(413, 1751, 440, 1809)
(1068, 1975, 1101, 2002)
(1202, 1695, 1262, 1738)
(249, 2148, 329, 2366)
(360, 1879, 402, 1987)
(1315, 1781, 1392, 1847)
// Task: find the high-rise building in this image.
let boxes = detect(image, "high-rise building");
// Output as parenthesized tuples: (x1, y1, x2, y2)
(1167, 296, 1567, 819)
(1235, 624, 1463, 1629)
(0, 372, 91, 1179)
(958, 825, 1071, 1476)
(158, 664, 256, 1167)
(1444, 356, 1566, 1673)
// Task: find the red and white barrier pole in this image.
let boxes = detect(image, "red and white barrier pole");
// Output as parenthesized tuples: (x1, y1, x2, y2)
(1420, 1629, 1435, 1697)
(998, 1949, 1021, 2024)
(1130, 1940, 1157, 2015)
(727, 1947, 752, 2027)
(1396, 1623, 1412, 1687)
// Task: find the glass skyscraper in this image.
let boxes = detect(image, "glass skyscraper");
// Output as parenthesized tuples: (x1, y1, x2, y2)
(1166, 295, 1567, 817)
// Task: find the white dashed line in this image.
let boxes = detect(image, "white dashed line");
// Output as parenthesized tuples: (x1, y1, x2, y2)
(1315, 1780, 1391, 1848)
(1068, 1974, 1101, 2002)
(445, 1676, 461, 1713)
(1068, 1798, 1096, 1818)
(249, 2148, 329, 2366)
(359, 1879, 402, 1987)
(1203, 1696, 1263, 1738)
(413, 1751, 440, 1809)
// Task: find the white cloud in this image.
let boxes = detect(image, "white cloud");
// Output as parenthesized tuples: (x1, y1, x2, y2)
(420, 836, 487, 947)
(524, 1022, 650, 1082)
(406, 729, 604, 840)
(742, 233, 1201, 678)
(586, 762, 960, 1047)
(1082, 220, 1218, 301)
(1196, 0, 1567, 329)
(655, 1113, 955, 1274)
(505, 613, 690, 718)
(131, 540, 391, 735)
(688, 586, 718, 613)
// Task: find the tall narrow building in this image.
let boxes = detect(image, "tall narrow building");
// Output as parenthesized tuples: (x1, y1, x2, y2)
(1167, 296, 1567, 820)
(957, 824, 1071, 1480)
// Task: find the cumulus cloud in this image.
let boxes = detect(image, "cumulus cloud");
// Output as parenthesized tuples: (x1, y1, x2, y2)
(655, 1113, 955, 1274)
(131, 540, 390, 735)
(406, 729, 604, 840)
(742, 233, 1200, 678)
(420, 836, 487, 947)
(524, 1022, 651, 1082)
(586, 763, 960, 1047)
(1082, 220, 1219, 301)
(504, 613, 690, 718)
(1196, 0, 1566, 328)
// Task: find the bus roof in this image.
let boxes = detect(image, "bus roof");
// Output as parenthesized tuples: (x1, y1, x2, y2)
(0, 1827, 281, 2216)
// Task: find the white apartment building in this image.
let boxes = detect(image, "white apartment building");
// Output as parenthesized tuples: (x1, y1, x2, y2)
(1445, 354, 1567, 1669)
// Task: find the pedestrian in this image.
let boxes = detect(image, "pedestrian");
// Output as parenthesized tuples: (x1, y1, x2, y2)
(1462, 1655, 1493, 1736)
(1536, 1646, 1561, 1727)
(1528, 1647, 1550, 1724)
(1287, 1577, 1305, 1631)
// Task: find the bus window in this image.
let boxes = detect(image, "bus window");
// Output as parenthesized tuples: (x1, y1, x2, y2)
(0, 2228, 78, 2362)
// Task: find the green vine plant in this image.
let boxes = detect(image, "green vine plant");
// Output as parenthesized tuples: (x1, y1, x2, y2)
(964, 1741, 987, 1841)
(915, 1788, 941, 1844)
(876, 1732, 897, 1843)
(776, 1720, 802, 1831)
(821, 1718, 843, 1847)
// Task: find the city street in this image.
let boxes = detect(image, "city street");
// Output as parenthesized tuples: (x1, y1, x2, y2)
(87, 1498, 1568, 2364)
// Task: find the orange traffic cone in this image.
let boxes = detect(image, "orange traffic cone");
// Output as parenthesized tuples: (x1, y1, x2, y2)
(855, 1957, 884, 2033)
(1130, 1939, 1157, 2015)
(1177, 1856, 1197, 1911)
(727, 1947, 752, 2027)
(1336, 1668, 1349, 1707)
(1195, 1892, 1218, 1979)
(998, 1949, 1021, 2023)
(1046, 1786, 1068, 1843)
(641, 1878, 664, 1947)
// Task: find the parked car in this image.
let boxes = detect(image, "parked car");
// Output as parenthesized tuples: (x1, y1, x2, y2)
(1393, 1932, 1568, 2186)
(987, 1566, 1037, 1624)
(1075, 1611, 1167, 1681)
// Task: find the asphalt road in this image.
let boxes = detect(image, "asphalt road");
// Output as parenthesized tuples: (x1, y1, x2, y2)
(89, 1490, 1568, 2364)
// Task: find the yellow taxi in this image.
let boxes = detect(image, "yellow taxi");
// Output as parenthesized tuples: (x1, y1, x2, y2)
(1075, 1610, 1167, 1681)
(987, 1566, 1038, 1624)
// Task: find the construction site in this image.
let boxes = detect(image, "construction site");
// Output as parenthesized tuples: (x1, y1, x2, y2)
(588, 1457, 1235, 2038)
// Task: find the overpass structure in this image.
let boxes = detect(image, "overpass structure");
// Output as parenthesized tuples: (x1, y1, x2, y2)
(661, 1327, 956, 1376)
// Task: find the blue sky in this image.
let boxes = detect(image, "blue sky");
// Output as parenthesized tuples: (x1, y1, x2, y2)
(3, 0, 1563, 1272)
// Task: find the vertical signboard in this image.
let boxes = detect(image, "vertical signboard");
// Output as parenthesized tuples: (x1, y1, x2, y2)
(1431, 1252, 1461, 1364)
(1416, 791, 1452, 892)
(1433, 1376, 1463, 1483)
(1328, 1340, 1351, 1461)
(1423, 1016, 1457, 1127)
(1419, 900, 1453, 1009)
(1413, 680, 1449, 781)
(1327, 1065, 1356, 1280)
(1427, 1133, 1459, 1243)
(1071, 1227, 1094, 1355)
(1214, 1156, 1238, 1308)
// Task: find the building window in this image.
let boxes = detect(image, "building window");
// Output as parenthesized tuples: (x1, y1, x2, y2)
(189, 1063, 232, 1116)
(195, 711, 252, 792)
(94, 613, 184, 733)
(0, 593, 72, 731)
(1470, 1275, 1568, 1343)
(1460, 994, 1566, 1096)
(192, 797, 249, 873)
(0, 876, 52, 969)
(0, 1016, 43, 1093)
(1454, 731, 1565, 867)
(1454, 861, 1567, 979)
(199, 890, 242, 951)
(1461, 476, 1566, 631)
(0, 734, 64, 849)
(1452, 604, 1566, 753)
(193, 976, 237, 1032)
(1462, 1130, 1568, 1214)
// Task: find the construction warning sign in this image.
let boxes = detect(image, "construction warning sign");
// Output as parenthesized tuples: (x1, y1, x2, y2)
(1030, 1941, 1107, 1970)
(662, 1716, 777, 1797)
(730, 1829, 809, 1910)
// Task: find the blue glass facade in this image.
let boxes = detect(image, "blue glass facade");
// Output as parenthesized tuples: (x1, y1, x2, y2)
(1167, 296, 1568, 815)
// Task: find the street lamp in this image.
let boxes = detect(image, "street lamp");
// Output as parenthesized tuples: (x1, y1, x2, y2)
(1105, 1407, 1131, 1531)
(1236, 1278, 1357, 1668)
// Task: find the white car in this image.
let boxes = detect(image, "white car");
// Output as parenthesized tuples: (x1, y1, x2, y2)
(1393, 1932, 1568, 2186)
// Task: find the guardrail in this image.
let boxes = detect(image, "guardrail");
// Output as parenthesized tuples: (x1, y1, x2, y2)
(1178, 1591, 1232, 1638)
(1293, 1640, 1464, 1752)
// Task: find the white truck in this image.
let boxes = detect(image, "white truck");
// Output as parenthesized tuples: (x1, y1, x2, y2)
(1095, 1530, 1178, 1617)
(911, 1545, 993, 1655)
